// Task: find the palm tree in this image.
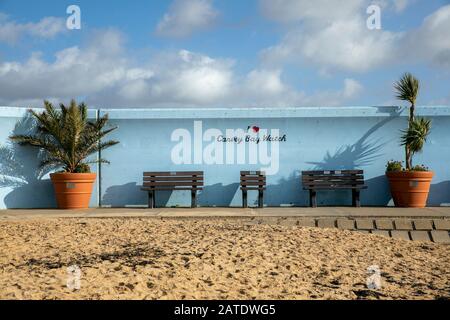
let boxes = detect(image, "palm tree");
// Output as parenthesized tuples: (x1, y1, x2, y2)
(394, 72, 419, 121)
(10, 100, 119, 173)
(400, 117, 431, 167)
(394, 73, 430, 170)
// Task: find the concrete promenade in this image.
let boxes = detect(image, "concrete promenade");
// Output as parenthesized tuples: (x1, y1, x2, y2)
(1, 206, 450, 219)
(1, 207, 449, 243)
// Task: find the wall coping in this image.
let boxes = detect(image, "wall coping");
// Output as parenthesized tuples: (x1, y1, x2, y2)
(1, 105, 449, 119)
(0, 107, 97, 118)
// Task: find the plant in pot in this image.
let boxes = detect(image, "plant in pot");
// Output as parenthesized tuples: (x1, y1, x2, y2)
(10, 100, 119, 209)
(386, 73, 433, 208)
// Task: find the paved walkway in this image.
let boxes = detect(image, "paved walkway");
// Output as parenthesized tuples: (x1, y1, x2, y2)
(1, 206, 450, 218)
(1, 207, 449, 243)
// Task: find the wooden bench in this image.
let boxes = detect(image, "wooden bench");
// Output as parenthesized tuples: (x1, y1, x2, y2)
(141, 171, 203, 208)
(240, 171, 266, 208)
(302, 170, 367, 207)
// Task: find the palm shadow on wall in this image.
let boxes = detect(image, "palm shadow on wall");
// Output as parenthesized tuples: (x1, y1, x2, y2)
(0, 115, 56, 208)
(305, 115, 400, 206)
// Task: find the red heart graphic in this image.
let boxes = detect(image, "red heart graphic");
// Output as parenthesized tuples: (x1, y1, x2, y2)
(252, 126, 260, 133)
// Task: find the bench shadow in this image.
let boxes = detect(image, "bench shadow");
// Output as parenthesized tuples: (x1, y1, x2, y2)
(102, 182, 172, 207)
(0, 115, 56, 208)
(364, 175, 391, 206)
(265, 171, 307, 206)
(198, 182, 239, 207)
(428, 181, 450, 206)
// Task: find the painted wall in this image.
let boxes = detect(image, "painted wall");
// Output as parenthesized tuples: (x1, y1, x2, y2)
(0, 106, 449, 208)
(0, 107, 99, 209)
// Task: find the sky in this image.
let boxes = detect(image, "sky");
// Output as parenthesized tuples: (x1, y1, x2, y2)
(0, 0, 449, 108)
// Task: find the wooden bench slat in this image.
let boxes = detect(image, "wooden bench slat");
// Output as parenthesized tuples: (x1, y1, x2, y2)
(303, 186, 367, 190)
(142, 171, 204, 208)
(302, 180, 364, 184)
(302, 170, 363, 175)
(240, 177, 266, 181)
(302, 175, 363, 180)
(301, 170, 366, 207)
(302, 177, 364, 181)
(303, 180, 364, 185)
(144, 171, 203, 176)
(303, 178, 363, 182)
(240, 171, 265, 175)
(143, 182, 203, 187)
(240, 171, 266, 208)
(302, 173, 363, 177)
(241, 181, 266, 186)
(303, 180, 365, 186)
(142, 187, 203, 190)
(144, 176, 204, 182)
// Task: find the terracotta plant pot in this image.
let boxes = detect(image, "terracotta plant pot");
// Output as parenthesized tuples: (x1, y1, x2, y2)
(386, 171, 433, 208)
(50, 173, 96, 209)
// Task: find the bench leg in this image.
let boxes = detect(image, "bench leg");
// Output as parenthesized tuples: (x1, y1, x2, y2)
(191, 190, 197, 208)
(258, 190, 264, 208)
(309, 190, 317, 208)
(148, 190, 156, 209)
(242, 190, 248, 208)
(353, 190, 361, 207)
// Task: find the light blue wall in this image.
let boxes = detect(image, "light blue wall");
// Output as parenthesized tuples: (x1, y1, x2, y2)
(0, 106, 449, 208)
(0, 107, 99, 209)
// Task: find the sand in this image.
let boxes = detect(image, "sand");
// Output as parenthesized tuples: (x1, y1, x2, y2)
(0, 217, 448, 300)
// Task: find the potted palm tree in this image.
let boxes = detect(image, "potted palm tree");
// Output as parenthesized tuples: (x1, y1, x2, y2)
(386, 73, 433, 207)
(10, 100, 118, 209)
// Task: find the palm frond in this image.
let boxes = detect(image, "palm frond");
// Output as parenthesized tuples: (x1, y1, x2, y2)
(394, 72, 419, 105)
(9, 100, 119, 173)
(401, 117, 431, 154)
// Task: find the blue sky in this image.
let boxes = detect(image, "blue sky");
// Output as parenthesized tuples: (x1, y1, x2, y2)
(0, 0, 449, 108)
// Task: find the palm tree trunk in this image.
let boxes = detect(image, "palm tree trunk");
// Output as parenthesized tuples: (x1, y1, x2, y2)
(405, 102, 415, 170)
(410, 103, 415, 122)
(405, 145, 411, 170)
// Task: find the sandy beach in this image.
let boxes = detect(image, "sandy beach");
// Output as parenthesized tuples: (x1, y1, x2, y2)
(0, 217, 448, 300)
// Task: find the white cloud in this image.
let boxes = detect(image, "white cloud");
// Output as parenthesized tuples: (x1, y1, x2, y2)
(262, 19, 401, 73)
(155, 0, 218, 38)
(260, 0, 363, 24)
(0, 14, 65, 44)
(403, 5, 450, 68)
(0, 29, 128, 102)
(0, 29, 233, 107)
(260, 0, 411, 22)
(295, 78, 363, 107)
(117, 49, 234, 105)
(343, 78, 364, 98)
(227, 68, 363, 107)
(392, 0, 410, 12)
(260, 0, 402, 73)
(259, 1, 450, 73)
(0, 29, 363, 108)
(245, 69, 285, 95)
